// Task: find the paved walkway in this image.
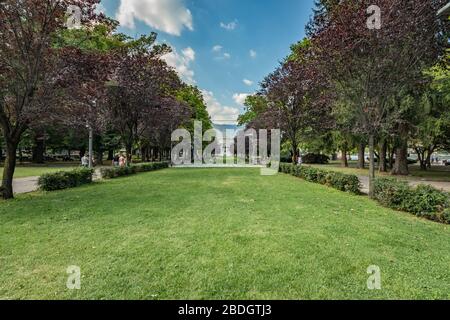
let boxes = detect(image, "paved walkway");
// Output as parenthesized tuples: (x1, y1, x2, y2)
(13, 177, 40, 194)
(12, 169, 103, 195)
(358, 175, 450, 194)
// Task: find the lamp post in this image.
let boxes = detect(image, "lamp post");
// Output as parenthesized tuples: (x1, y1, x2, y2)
(86, 123, 93, 169)
(88, 125, 93, 169)
(86, 100, 97, 169)
(438, 2, 450, 16)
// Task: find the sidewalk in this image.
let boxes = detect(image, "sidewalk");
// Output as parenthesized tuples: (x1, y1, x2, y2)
(358, 175, 450, 194)
(12, 177, 40, 194)
(12, 168, 103, 195)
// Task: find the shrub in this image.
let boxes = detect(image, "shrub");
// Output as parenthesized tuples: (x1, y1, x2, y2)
(327, 172, 361, 194)
(302, 153, 330, 164)
(279, 163, 360, 194)
(38, 168, 94, 191)
(405, 185, 449, 218)
(373, 178, 411, 210)
(299, 166, 319, 183)
(100, 162, 169, 179)
(279, 163, 295, 174)
(280, 154, 293, 163)
(374, 177, 450, 224)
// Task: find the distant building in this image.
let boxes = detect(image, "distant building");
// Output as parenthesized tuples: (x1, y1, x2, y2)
(212, 123, 239, 157)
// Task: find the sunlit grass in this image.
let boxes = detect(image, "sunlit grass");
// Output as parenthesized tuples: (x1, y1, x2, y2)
(1, 168, 449, 299)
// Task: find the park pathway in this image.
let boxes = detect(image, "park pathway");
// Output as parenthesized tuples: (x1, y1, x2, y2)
(358, 175, 450, 194)
(12, 169, 103, 195)
(13, 177, 40, 194)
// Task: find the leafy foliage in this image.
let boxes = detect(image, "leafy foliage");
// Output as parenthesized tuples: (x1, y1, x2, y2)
(279, 163, 360, 194)
(38, 168, 94, 191)
(100, 162, 169, 179)
(374, 178, 450, 224)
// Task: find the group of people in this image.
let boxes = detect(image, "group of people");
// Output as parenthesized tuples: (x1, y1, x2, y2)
(81, 154, 127, 168)
(112, 154, 127, 168)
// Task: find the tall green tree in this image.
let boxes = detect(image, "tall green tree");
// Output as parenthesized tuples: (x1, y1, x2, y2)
(311, 0, 447, 197)
(177, 85, 212, 133)
(0, 0, 104, 199)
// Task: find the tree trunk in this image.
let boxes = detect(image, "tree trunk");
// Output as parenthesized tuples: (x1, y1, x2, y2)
(96, 150, 103, 165)
(358, 143, 366, 169)
(416, 148, 427, 171)
(379, 140, 387, 172)
(19, 147, 23, 164)
(291, 143, 299, 164)
(107, 149, 114, 161)
(388, 145, 395, 169)
(368, 134, 376, 199)
(392, 138, 409, 175)
(1, 140, 19, 199)
(32, 135, 45, 164)
(341, 147, 348, 167)
(426, 147, 433, 169)
(126, 143, 132, 164)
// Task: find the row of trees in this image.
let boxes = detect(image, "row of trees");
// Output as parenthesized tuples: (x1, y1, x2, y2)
(0, 0, 212, 199)
(239, 0, 450, 197)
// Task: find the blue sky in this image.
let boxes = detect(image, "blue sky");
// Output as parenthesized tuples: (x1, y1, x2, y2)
(101, 0, 315, 124)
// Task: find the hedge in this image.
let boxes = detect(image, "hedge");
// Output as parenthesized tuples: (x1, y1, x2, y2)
(302, 153, 330, 164)
(279, 163, 360, 194)
(374, 177, 450, 224)
(38, 168, 94, 191)
(100, 162, 169, 179)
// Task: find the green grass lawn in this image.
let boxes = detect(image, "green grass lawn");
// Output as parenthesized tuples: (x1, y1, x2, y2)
(1, 168, 450, 299)
(309, 161, 450, 182)
(1, 163, 79, 179)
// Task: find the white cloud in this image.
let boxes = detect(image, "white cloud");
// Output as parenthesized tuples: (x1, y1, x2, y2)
(163, 46, 196, 84)
(220, 20, 238, 30)
(212, 45, 223, 52)
(214, 52, 231, 61)
(202, 90, 240, 124)
(233, 93, 250, 105)
(243, 79, 254, 86)
(182, 47, 195, 61)
(116, 0, 193, 36)
(249, 50, 257, 58)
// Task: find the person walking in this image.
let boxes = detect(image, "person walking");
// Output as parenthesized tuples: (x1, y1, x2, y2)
(81, 154, 89, 168)
(119, 154, 126, 167)
(113, 154, 120, 167)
